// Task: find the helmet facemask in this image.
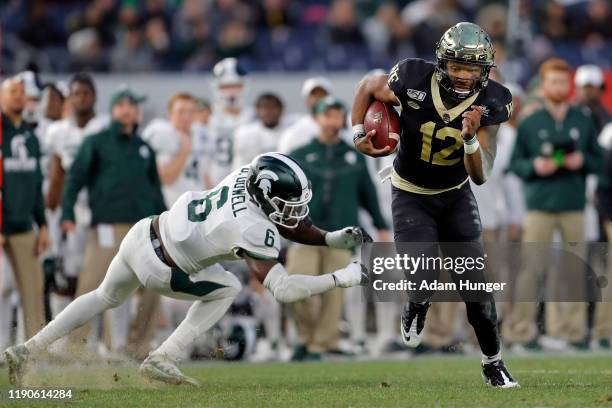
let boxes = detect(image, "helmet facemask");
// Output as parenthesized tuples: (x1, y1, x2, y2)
(266, 191, 311, 229)
(435, 58, 492, 99)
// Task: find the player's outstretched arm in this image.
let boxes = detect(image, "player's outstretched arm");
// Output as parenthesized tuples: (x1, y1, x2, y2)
(277, 218, 372, 249)
(245, 256, 368, 303)
(352, 74, 400, 158)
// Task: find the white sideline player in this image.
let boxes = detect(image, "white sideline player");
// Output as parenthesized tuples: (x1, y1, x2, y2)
(4, 153, 370, 386)
(204, 58, 254, 187)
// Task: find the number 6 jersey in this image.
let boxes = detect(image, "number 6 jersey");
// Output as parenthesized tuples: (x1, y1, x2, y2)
(159, 166, 281, 275)
(388, 58, 512, 191)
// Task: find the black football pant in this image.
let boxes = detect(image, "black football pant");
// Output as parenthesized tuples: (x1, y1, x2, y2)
(391, 183, 500, 357)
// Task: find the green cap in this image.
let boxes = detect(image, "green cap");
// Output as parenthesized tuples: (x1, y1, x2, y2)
(314, 95, 345, 114)
(109, 87, 147, 109)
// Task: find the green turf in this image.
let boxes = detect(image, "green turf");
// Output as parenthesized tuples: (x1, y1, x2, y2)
(1, 354, 612, 407)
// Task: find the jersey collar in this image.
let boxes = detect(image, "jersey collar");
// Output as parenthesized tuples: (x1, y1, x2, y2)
(430, 75, 479, 124)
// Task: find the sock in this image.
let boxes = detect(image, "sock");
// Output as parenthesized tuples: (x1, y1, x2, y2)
(25, 290, 113, 353)
(482, 351, 502, 365)
(154, 297, 234, 360)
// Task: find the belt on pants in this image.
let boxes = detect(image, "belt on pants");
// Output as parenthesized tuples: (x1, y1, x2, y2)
(149, 216, 172, 267)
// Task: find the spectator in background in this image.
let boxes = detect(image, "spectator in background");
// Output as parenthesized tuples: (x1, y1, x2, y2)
(507, 58, 603, 352)
(327, 0, 364, 45)
(17, 0, 65, 50)
(539, 1, 572, 41)
(215, 20, 255, 59)
(255, 0, 297, 31)
(111, 26, 156, 72)
(363, 2, 413, 60)
(45, 74, 109, 317)
(61, 87, 166, 356)
(145, 17, 172, 68)
(1, 76, 50, 339)
(574, 65, 610, 132)
(67, 0, 118, 48)
(287, 97, 388, 360)
(233, 93, 285, 169)
(278, 77, 333, 154)
(577, 0, 612, 41)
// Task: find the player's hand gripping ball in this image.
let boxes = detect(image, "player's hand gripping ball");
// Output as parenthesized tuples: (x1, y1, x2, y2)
(364, 101, 401, 150)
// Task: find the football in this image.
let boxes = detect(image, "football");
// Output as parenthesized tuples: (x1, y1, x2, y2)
(364, 101, 401, 150)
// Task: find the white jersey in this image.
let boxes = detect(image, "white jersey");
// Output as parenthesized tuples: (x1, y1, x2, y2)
(46, 115, 110, 171)
(45, 115, 109, 225)
(232, 120, 284, 170)
(159, 166, 281, 275)
(142, 118, 202, 207)
(205, 108, 254, 186)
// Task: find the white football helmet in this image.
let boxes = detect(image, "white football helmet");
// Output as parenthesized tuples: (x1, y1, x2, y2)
(211, 58, 248, 110)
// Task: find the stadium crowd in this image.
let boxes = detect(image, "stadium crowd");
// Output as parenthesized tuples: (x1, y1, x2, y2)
(0, 0, 611, 365)
(1, 0, 611, 81)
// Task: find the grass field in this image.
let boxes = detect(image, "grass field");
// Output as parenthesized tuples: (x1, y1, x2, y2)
(1, 354, 612, 407)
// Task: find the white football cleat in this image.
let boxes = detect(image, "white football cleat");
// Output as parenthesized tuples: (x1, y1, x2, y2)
(4, 345, 30, 386)
(140, 353, 200, 386)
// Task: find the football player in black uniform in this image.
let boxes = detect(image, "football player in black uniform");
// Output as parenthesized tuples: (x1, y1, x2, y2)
(351, 22, 518, 388)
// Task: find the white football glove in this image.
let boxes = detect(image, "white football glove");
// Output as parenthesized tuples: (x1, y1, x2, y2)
(325, 227, 373, 249)
(332, 261, 369, 288)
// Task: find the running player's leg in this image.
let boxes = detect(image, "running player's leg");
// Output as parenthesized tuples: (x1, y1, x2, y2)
(24, 250, 141, 353)
(139, 264, 241, 385)
(392, 186, 441, 346)
(152, 264, 242, 360)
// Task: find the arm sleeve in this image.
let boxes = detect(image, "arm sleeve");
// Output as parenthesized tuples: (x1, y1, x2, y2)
(263, 263, 336, 303)
(61, 137, 95, 222)
(147, 147, 167, 213)
(508, 121, 536, 180)
(32, 137, 46, 227)
(582, 117, 604, 175)
(358, 159, 388, 229)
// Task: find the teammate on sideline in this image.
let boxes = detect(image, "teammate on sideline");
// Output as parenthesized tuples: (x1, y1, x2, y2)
(4, 153, 370, 386)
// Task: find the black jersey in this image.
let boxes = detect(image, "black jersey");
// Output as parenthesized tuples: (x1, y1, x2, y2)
(388, 58, 512, 190)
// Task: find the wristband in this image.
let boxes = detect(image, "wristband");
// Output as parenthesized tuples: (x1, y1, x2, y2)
(352, 124, 366, 143)
(463, 136, 480, 155)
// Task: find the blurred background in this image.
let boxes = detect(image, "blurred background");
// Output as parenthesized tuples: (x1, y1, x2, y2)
(1, 0, 611, 364)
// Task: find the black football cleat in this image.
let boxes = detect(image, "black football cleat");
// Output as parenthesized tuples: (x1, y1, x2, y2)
(482, 359, 520, 388)
(400, 301, 431, 348)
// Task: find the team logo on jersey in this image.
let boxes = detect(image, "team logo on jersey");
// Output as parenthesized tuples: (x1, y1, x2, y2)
(407, 101, 420, 110)
(139, 145, 151, 159)
(4, 134, 36, 172)
(255, 170, 279, 197)
(344, 151, 357, 165)
(406, 89, 426, 101)
(479, 105, 490, 117)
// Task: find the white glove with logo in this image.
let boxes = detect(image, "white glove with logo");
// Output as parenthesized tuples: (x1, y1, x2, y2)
(332, 261, 369, 288)
(325, 227, 373, 249)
